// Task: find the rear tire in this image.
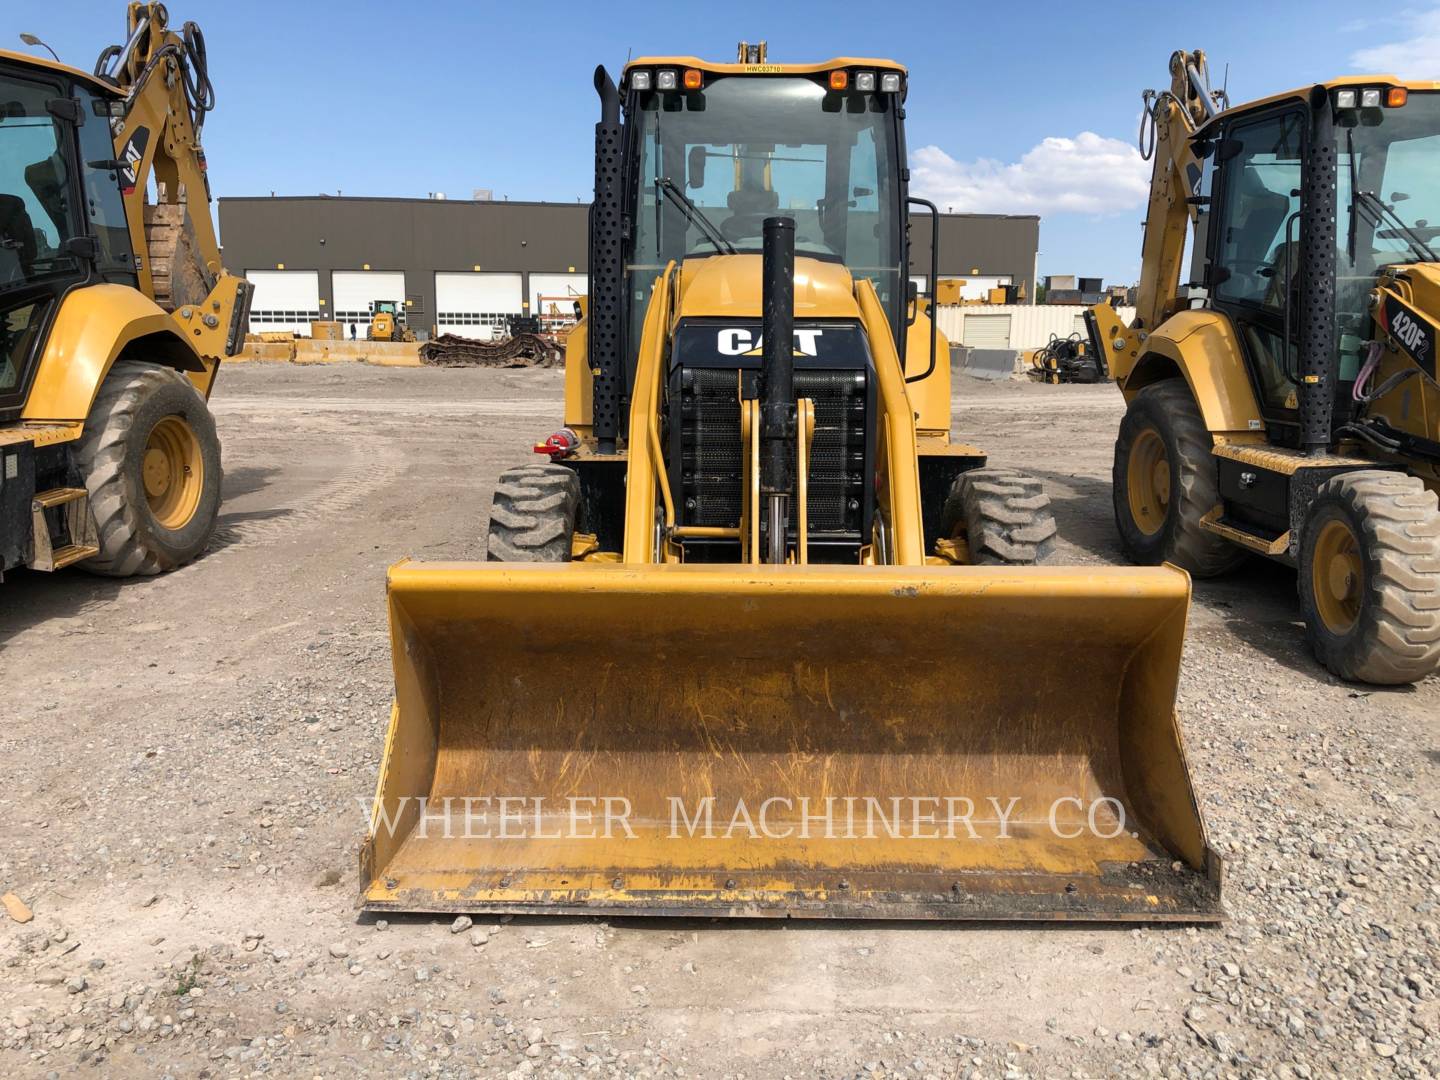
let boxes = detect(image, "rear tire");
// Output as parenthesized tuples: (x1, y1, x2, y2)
(1113, 379, 1244, 577)
(1297, 470, 1440, 685)
(486, 464, 580, 561)
(76, 361, 223, 577)
(940, 467, 1057, 564)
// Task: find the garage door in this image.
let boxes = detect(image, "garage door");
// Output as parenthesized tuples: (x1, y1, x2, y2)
(245, 270, 320, 335)
(436, 272, 523, 341)
(333, 271, 407, 340)
(529, 273, 586, 333)
(962, 313, 1013, 348)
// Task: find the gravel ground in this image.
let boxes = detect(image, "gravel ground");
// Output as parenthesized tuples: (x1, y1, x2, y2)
(0, 363, 1435, 1079)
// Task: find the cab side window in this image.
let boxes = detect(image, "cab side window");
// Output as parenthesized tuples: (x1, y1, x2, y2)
(1212, 111, 1305, 310)
(73, 87, 136, 285)
(0, 77, 81, 287)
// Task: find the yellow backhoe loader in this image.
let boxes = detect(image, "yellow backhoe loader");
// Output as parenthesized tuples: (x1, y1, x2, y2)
(1088, 52, 1440, 684)
(1, 3, 249, 580)
(362, 45, 1221, 921)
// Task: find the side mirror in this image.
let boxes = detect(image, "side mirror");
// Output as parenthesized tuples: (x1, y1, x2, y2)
(60, 235, 99, 261)
(1214, 137, 1245, 163)
(687, 145, 707, 189)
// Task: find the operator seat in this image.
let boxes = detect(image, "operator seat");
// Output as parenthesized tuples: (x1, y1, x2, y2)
(1231, 167, 1291, 295)
(721, 186, 780, 243)
(0, 194, 38, 285)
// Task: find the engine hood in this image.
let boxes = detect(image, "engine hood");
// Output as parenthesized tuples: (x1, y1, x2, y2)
(673, 255, 861, 322)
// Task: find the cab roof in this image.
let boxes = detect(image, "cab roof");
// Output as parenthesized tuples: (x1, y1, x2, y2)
(623, 56, 906, 77)
(1197, 74, 1440, 133)
(0, 47, 120, 96)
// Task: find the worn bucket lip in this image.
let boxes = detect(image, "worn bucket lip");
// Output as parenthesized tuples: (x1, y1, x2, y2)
(357, 852, 1225, 923)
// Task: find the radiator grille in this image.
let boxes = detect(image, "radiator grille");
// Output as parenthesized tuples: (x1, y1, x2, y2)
(677, 367, 867, 536)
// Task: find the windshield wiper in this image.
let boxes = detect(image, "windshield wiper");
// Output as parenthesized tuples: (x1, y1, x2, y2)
(1343, 129, 1436, 263)
(1354, 188, 1437, 263)
(655, 177, 736, 255)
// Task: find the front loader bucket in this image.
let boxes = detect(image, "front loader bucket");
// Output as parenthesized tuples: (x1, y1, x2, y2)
(361, 562, 1221, 921)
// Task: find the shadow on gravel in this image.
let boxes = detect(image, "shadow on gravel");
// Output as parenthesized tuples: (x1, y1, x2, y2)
(0, 567, 136, 650)
(1024, 467, 1124, 565)
(209, 507, 294, 551)
(1021, 466, 1413, 689)
(223, 465, 281, 500)
(0, 491, 280, 648)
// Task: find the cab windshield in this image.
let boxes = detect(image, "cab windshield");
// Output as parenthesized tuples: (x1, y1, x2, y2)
(629, 74, 902, 331)
(0, 72, 80, 292)
(1336, 90, 1440, 373)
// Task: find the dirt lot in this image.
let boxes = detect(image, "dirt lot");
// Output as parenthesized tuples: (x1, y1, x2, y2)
(0, 363, 1436, 1079)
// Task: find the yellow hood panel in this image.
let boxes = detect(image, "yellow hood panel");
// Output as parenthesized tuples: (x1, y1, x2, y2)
(675, 256, 860, 321)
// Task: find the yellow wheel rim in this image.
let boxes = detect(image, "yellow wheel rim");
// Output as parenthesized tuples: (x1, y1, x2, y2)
(1311, 518, 1364, 635)
(1126, 428, 1170, 537)
(142, 414, 204, 530)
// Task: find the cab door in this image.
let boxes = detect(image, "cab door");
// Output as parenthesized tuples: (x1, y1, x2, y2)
(0, 63, 90, 421)
(1206, 107, 1308, 444)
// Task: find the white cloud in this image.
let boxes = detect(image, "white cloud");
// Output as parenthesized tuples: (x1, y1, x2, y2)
(1351, 6, 1440, 78)
(910, 132, 1150, 218)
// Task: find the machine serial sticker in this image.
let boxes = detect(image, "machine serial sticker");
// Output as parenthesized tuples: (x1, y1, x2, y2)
(1378, 293, 1437, 380)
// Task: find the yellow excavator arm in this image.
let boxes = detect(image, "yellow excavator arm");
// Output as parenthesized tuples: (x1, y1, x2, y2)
(1088, 50, 1224, 388)
(99, 2, 250, 388)
(1132, 50, 1217, 332)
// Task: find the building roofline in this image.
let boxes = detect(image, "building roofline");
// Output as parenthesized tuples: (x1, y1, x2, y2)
(218, 195, 588, 209)
(218, 194, 1040, 221)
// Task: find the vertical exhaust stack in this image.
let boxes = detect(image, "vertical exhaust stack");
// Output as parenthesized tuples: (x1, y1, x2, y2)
(759, 216, 797, 563)
(589, 67, 624, 453)
(1299, 84, 1338, 454)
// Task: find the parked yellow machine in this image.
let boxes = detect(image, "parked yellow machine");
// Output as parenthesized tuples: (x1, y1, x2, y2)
(368, 299, 414, 342)
(1, 3, 250, 579)
(362, 45, 1221, 921)
(1088, 51, 1440, 684)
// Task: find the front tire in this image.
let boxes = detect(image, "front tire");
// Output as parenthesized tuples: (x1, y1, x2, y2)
(486, 464, 579, 561)
(1112, 380, 1244, 577)
(76, 361, 223, 577)
(940, 467, 1057, 564)
(1297, 470, 1440, 685)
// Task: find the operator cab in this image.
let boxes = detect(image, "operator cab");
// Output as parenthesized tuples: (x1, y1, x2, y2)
(1192, 81, 1440, 446)
(0, 50, 135, 420)
(613, 49, 918, 562)
(618, 50, 914, 370)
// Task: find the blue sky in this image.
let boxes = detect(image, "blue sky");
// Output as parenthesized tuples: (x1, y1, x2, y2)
(17, 1, 1440, 283)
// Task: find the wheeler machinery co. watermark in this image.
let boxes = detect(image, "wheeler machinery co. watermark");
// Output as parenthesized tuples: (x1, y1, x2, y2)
(361, 795, 1131, 841)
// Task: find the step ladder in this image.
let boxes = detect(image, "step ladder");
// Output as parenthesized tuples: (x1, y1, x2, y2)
(29, 487, 100, 571)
